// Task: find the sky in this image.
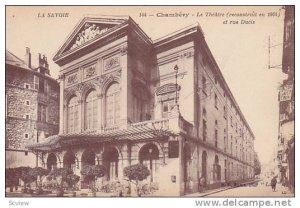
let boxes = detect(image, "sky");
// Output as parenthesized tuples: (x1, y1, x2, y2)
(6, 6, 287, 164)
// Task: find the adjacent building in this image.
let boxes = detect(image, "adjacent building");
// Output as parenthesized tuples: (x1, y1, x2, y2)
(277, 6, 295, 193)
(28, 16, 255, 196)
(5, 48, 60, 168)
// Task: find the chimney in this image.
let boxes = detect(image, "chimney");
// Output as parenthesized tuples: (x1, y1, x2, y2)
(24, 47, 31, 68)
(38, 53, 50, 75)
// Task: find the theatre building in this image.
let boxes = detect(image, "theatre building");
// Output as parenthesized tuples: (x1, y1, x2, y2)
(28, 16, 255, 196)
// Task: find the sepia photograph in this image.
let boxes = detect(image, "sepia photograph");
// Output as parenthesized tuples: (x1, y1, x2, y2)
(5, 5, 295, 200)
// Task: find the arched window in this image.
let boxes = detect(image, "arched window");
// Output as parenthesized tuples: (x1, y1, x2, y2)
(105, 83, 120, 127)
(183, 145, 192, 193)
(201, 151, 207, 179)
(85, 90, 97, 130)
(67, 96, 78, 133)
(213, 155, 221, 181)
(133, 87, 148, 122)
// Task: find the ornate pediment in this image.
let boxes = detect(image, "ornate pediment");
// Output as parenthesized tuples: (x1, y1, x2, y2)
(53, 16, 129, 62)
(68, 23, 112, 51)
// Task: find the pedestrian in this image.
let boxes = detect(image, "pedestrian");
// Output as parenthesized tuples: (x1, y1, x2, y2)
(115, 181, 123, 197)
(198, 176, 206, 193)
(271, 177, 277, 192)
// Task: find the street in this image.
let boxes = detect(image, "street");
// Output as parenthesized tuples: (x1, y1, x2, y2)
(206, 182, 293, 197)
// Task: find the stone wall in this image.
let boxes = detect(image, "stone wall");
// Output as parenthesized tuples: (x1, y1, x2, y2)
(6, 64, 60, 166)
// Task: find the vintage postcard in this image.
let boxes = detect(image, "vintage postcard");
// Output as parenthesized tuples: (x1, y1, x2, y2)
(5, 5, 294, 202)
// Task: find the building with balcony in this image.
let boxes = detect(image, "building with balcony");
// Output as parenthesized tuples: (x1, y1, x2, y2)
(5, 48, 60, 168)
(277, 6, 295, 193)
(28, 16, 255, 196)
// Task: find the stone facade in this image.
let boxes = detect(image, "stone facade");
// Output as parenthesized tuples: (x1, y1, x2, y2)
(5, 49, 59, 168)
(29, 16, 255, 196)
(277, 6, 295, 193)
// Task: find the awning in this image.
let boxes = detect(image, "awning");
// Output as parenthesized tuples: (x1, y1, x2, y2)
(26, 122, 175, 152)
(26, 135, 62, 151)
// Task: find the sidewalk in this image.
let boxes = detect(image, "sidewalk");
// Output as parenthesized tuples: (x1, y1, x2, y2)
(275, 183, 293, 196)
(185, 186, 232, 197)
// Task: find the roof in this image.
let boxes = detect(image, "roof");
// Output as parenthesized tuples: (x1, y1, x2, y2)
(5, 50, 32, 70)
(26, 122, 174, 152)
(6, 50, 58, 82)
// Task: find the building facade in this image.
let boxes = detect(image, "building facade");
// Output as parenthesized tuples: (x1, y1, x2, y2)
(6, 48, 60, 168)
(28, 16, 255, 196)
(277, 6, 295, 193)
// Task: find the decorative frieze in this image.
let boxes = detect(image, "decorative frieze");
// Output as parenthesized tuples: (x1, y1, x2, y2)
(120, 46, 128, 56)
(83, 64, 97, 79)
(66, 72, 78, 86)
(104, 56, 120, 71)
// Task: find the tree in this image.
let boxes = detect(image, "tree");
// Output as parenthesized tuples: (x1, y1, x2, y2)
(5, 168, 19, 191)
(48, 167, 73, 196)
(80, 164, 106, 192)
(123, 163, 150, 196)
(65, 174, 80, 190)
(15, 167, 36, 192)
(29, 167, 49, 194)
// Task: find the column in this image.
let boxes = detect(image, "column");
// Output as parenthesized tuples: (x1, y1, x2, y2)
(121, 144, 131, 175)
(97, 94, 103, 131)
(119, 45, 128, 125)
(79, 98, 84, 132)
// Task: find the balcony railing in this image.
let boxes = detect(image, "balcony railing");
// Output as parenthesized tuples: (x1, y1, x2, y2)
(129, 118, 170, 130)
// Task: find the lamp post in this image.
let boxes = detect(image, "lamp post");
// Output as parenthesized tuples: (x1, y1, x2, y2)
(174, 65, 179, 107)
(149, 148, 153, 182)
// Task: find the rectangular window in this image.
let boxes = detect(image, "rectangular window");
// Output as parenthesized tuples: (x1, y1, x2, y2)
(230, 116, 233, 127)
(214, 94, 218, 109)
(25, 114, 30, 119)
(162, 99, 175, 118)
(38, 103, 47, 122)
(25, 151, 28, 156)
(39, 78, 45, 93)
(223, 106, 227, 119)
(168, 141, 179, 158)
(24, 83, 30, 89)
(203, 119, 207, 142)
(202, 76, 207, 95)
(44, 80, 48, 94)
(215, 129, 218, 148)
(25, 100, 30, 106)
(24, 133, 29, 139)
(34, 75, 39, 90)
